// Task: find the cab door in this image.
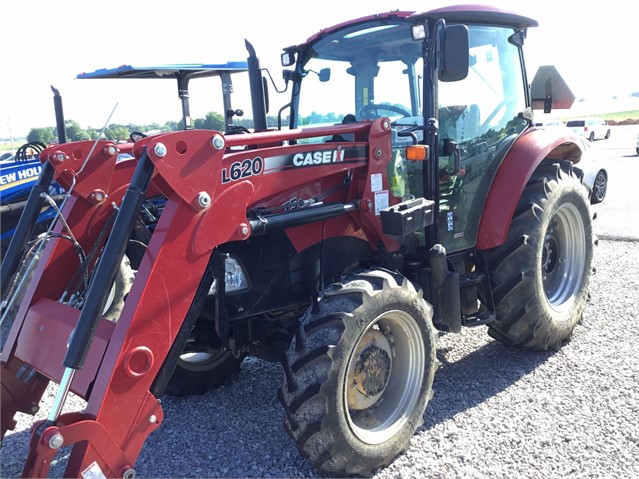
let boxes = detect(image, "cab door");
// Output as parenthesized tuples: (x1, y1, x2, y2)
(435, 25, 529, 253)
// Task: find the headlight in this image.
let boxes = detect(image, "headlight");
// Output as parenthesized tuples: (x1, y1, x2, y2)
(209, 256, 249, 294)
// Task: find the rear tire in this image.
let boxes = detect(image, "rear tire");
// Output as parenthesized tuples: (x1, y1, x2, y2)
(279, 268, 436, 477)
(482, 161, 593, 351)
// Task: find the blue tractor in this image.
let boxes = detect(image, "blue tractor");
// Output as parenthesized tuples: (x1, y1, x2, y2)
(0, 141, 66, 258)
(0, 61, 249, 259)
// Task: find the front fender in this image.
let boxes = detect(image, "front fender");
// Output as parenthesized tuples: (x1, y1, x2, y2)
(476, 128, 583, 250)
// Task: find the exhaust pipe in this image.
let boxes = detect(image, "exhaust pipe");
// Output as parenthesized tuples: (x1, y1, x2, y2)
(245, 39, 268, 132)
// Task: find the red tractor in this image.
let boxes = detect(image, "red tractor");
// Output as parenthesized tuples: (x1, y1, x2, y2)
(1, 5, 593, 478)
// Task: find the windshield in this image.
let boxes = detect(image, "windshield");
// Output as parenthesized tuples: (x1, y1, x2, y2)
(290, 17, 529, 253)
(292, 19, 422, 135)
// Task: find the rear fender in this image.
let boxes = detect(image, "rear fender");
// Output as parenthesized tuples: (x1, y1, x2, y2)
(476, 128, 583, 250)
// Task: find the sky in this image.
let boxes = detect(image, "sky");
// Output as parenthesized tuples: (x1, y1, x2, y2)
(1, 0, 638, 139)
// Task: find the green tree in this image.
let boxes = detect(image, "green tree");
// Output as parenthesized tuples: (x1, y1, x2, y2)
(110, 126, 131, 141)
(194, 112, 225, 131)
(65, 120, 90, 141)
(86, 128, 101, 140)
(164, 121, 180, 131)
(27, 127, 55, 144)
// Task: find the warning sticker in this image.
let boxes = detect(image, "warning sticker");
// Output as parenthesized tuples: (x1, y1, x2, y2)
(374, 190, 389, 216)
(81, 461, 108, 479)
(370, 173, 383, 193)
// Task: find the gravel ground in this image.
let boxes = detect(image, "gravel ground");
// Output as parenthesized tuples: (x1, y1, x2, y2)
(2, 127, 638, 478)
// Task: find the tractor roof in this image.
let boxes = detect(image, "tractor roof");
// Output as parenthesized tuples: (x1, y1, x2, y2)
(291, 5, 537, 51)
(76, 62, 248, 80)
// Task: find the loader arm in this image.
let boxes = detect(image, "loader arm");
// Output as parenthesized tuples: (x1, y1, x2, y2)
(1, 118, 395, 478)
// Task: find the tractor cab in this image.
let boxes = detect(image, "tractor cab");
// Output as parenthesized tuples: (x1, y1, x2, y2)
(277, 8, 567, 255)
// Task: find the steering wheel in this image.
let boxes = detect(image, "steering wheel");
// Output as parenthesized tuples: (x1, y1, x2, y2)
(226, 125, 251, 135)
(129, 131, 148, 143)
(359, 104, 411, 120)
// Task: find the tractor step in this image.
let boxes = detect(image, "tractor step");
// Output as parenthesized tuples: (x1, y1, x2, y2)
(461, 308, 496, 327)
(459, 271, 495, 327)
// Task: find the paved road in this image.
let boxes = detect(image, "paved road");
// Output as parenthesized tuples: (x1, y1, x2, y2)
(588, 125, 639, 240)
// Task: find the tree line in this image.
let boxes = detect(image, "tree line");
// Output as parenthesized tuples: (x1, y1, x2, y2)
(25, 112, 282, 145)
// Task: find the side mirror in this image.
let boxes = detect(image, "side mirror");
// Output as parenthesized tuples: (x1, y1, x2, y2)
(439, 24, 469, 82)
(319, 68, 331, 82)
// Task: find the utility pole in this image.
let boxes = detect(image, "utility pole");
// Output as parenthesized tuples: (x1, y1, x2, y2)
(6, 110, 15, 149)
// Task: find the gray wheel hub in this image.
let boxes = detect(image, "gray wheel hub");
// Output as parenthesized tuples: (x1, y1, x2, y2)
(354, 347, 391, 397)
(347, 329, 392, 410)
(542, 203, 586, 310)
(344, 310, 425, 444)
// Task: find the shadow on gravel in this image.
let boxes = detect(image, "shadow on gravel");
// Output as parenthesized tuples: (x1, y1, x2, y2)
(1, 428, 75, 478)
(1, 428, 32, 478)
(1, 339, 556, 478)
(595, 234, 638, 243)
(423, 339, 554, 428)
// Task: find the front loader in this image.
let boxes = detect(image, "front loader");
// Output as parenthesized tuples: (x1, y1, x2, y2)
(1, 5, 594, 478)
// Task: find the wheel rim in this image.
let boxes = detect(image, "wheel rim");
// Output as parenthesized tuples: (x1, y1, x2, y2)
(344, 310, 425, 444)
(593, 173, 606, 202)
(103, 282, 117, 316)
(542, 203, 586, 310)
(179, 351, 229, 372)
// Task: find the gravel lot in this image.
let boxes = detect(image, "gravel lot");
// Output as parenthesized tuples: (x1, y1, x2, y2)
(1, 126, 638, 478)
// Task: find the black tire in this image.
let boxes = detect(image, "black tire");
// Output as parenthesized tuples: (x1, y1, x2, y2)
(482, 161, 593, 351)
(588, 131, 595, 142)
(590, 170, 607, 204)
(164, 350, 243, 397)
(101, 255, 135, 321)
(279, 268, 437, 477)
(1, 235, 47, 329)
(605, 130, 610, 139)
(128, 208, 244, 397)
(2, 236, 134, 345)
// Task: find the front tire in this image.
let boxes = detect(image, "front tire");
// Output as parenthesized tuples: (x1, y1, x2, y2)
(164, 350, 243, 396)
(279, 268, 437, 477)
(101, 255, 135, 321)
(3, 235, 134, 323)
(482, 161, 593, 351)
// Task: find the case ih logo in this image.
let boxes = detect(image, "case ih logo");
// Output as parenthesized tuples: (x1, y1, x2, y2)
(258, 145, 367, 177)
(292, 149, 344, 167)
